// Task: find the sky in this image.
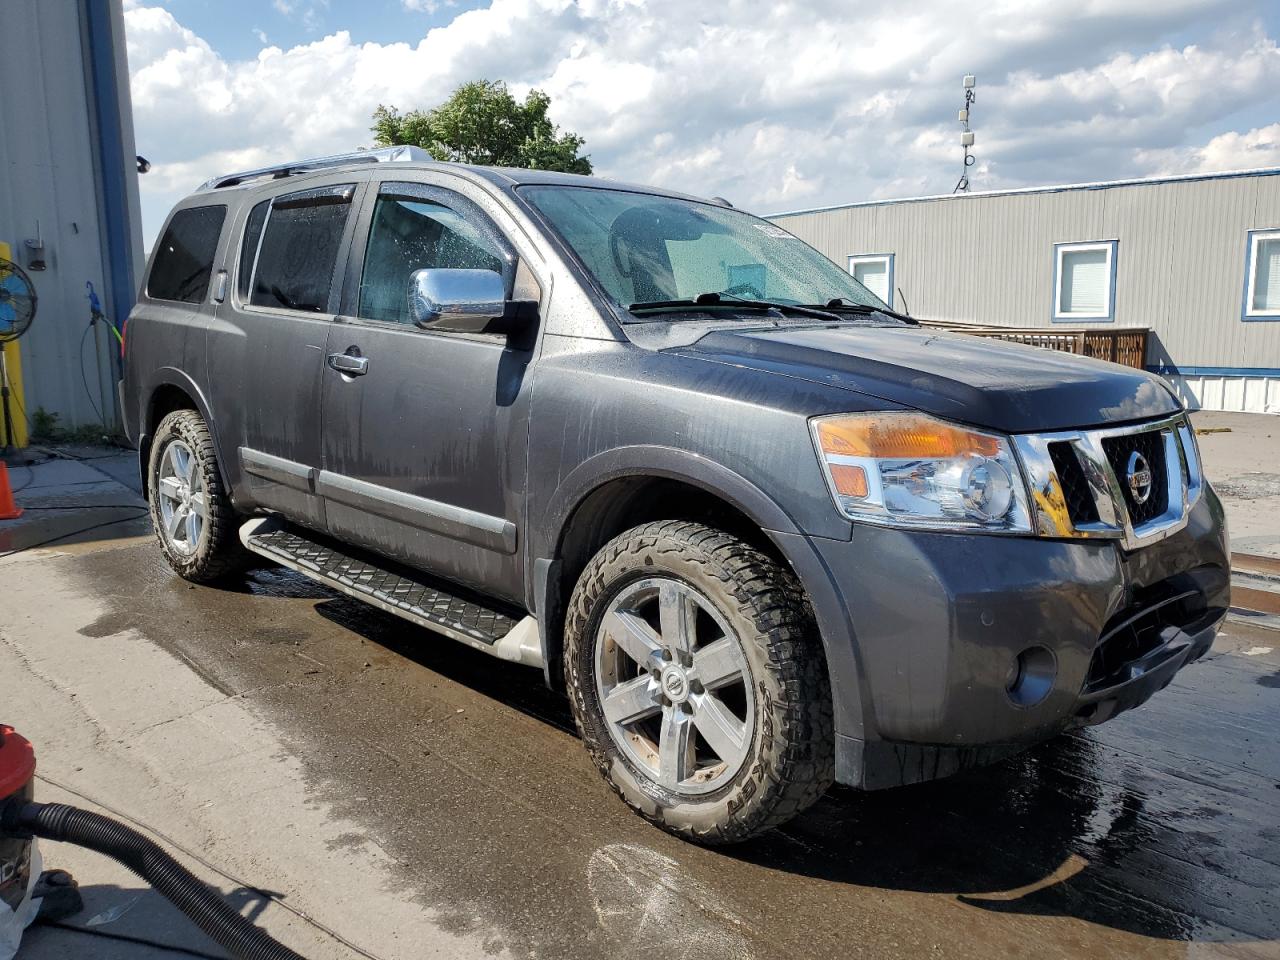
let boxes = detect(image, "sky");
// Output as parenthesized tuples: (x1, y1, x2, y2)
(123, 0, 1280, 246)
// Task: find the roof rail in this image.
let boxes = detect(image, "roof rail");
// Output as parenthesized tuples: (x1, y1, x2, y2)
(200, 145, 432, 190)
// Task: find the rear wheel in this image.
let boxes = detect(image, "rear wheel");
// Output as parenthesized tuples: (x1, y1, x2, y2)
(565, 520, 834, 843)
(148, 409, 247, 582)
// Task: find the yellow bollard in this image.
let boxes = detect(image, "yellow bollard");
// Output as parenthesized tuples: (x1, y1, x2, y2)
(0, 240, 30, 448)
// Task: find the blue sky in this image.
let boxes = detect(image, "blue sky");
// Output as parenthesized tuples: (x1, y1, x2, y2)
(124, 0, 1280, 245)
(158, 0, 491, 60)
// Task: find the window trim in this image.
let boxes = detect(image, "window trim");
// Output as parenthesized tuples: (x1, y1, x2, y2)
(234, 199, 270, 309)
(1052, 240, 1117, 323)
(847, 253, 894, 308)
(1242, 228, 1280, 321)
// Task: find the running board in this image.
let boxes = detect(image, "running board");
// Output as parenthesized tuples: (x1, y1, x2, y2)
(239, 518, 543, 668)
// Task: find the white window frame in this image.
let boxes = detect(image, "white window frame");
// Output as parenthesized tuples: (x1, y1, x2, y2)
(847, 253, 894, 308)
(1243, 228, 1280, 320)
(1052, 240, 1117, 322)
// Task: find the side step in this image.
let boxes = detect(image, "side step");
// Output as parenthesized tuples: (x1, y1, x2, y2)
(239, 518, 543, 668)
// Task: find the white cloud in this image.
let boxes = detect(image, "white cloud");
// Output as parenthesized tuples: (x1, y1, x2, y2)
(1137, 123, 1280, 174)
(403, 0, 455, 11)
(123, 0, 1280, 244)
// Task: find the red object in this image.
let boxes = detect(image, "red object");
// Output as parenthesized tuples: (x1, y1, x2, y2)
(0, 463, 21, 521)
(0, 725, 35, 799)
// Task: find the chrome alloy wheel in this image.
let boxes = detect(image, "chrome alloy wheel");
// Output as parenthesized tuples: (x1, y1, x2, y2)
(156, 438, 206, 555)
(594, 577, 755, 795)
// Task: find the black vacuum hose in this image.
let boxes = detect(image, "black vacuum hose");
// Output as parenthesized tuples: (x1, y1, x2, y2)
(5, 801, 306, 960)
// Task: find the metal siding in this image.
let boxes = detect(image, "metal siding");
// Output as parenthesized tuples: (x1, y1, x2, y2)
(773, 172, 1280, 413)
(0, 0, 141, 433)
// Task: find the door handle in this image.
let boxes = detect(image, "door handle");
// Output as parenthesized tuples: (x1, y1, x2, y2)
(327, 349, 369, 376)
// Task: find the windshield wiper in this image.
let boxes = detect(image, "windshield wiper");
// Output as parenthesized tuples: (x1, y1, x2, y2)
(628, 292, 842, 322)
(801, 298, 918, 325)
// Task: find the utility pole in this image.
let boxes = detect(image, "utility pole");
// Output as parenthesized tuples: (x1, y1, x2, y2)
(954, 75, 976, 193)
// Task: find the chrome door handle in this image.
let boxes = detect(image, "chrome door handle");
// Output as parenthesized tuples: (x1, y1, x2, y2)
(327, 350, 368, 376)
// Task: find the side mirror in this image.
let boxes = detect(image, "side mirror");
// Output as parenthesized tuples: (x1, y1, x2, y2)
(408, 268, 507, 333)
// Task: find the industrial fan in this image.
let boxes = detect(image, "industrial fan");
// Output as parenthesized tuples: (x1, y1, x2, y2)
(0, 255, 37, 451)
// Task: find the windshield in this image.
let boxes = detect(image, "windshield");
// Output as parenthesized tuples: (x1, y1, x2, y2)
(520, 185, 890, 317)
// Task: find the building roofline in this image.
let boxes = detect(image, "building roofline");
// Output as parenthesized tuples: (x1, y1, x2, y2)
(768, 165, 1280, 219)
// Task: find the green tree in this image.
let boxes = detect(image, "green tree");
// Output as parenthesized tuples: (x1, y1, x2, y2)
(372, 80, 592, 174)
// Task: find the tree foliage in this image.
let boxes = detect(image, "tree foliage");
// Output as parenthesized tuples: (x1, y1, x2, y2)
(372, 80, 592, 174)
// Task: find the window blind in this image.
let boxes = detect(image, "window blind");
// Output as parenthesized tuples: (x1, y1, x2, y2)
(1059, 248, 1109, 316)
(1253, 237, 1280, 313)
(853, 259, 889, 302)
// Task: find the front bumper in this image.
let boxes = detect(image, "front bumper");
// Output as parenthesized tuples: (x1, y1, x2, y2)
(775, 482, 1230, 790)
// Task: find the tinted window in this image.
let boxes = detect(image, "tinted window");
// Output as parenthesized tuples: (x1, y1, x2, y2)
(250, 185, 354, 313)
(237, 200, 269, 301)
(358, 196, 505, 324)
(148, 205, 226, 303)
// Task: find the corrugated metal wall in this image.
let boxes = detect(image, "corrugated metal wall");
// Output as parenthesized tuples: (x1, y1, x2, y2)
(0, 0, 143, 436)
(772, 173, 1280, 413)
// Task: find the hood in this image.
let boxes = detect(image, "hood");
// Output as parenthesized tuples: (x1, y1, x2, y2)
(673, 323, 1180, 434)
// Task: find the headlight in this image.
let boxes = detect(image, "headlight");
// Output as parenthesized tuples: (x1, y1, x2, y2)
(810, 412, 1032, 533)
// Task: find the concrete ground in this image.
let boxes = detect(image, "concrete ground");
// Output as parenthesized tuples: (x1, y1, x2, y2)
(0, 422, 1278, 960)
(1191, 411, 1280, 559)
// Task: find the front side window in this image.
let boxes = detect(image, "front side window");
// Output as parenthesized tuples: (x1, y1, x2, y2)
(1054, 240, 1117, 321)
(848, 254, 894, 307)
(250, 185, 354, 313)
(148, 205, 226, 303)
(521, 186, 889, 316)
(1245, 229, 1280, 318)
(358, 191, 506, 325)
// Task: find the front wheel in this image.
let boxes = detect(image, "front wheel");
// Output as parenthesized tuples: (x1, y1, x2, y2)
(564, 520, 834, 843)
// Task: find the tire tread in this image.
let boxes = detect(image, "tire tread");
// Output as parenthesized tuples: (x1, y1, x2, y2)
(564, 519, 834, 844)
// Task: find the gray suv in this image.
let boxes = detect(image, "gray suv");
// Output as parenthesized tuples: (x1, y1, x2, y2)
(123, 146, 1229, 843)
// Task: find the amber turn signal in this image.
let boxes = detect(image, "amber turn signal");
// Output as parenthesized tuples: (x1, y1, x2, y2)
(814, 413, 1000, 460)
(828, 463, 869, 498)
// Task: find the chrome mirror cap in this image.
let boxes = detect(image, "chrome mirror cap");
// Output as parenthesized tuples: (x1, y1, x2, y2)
(408, 268, 506, 332)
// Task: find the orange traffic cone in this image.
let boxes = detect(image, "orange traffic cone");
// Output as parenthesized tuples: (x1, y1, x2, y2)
(0, 462, 22, 520)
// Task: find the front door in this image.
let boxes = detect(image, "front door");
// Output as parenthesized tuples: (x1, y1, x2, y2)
(206, 178, 362, 528)
(318, 179, 535, 604)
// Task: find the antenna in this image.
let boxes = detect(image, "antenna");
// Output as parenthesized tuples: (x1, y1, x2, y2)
(954, 74, 976, 193)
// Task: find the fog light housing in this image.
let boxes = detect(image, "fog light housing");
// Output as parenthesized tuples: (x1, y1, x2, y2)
(1006, 646, 1056, 707)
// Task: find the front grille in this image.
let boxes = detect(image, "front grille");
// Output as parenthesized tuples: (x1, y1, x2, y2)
(1101, 429, 1168, 525)
(1048, 441, 1099, 525)
(1049, 442, 1100, 527)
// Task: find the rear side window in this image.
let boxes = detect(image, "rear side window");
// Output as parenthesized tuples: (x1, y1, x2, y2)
(148, 205, 226, 303)
(237, 200, 269, 302)
(250, 185, 354, 313)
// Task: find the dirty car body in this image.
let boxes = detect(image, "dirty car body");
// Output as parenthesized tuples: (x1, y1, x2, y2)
(121, 148, 1229, 840)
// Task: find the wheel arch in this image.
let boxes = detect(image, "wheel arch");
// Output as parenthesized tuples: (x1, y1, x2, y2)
(533, 446, 812, 691)
(138, 370, 225, 499)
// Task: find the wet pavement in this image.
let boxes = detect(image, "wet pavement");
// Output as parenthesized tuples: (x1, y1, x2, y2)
(11, 541, 1275, 960)
(2, 442, 1279, 959)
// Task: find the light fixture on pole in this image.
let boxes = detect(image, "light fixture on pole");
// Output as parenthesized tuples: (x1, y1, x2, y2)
(954, 74, 976, 193)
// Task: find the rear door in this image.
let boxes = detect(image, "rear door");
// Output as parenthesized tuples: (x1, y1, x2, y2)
(205, 176, 364, 527)
(318, 177, 537, 604)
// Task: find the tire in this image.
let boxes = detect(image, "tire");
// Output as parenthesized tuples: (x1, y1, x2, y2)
(147, 409, 248, 583)
(565, 520, 834, 844)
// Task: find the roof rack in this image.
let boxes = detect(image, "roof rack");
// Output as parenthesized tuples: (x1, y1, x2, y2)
(200, 145, 432, 190)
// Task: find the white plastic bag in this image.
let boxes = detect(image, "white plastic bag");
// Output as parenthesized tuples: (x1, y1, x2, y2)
(0, 840, 40, 960)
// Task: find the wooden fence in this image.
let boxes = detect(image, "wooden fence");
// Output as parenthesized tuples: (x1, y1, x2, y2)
(915, 320, 1149, 370)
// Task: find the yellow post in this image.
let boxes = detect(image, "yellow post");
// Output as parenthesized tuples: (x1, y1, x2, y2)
(0, 240, 30, 448)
